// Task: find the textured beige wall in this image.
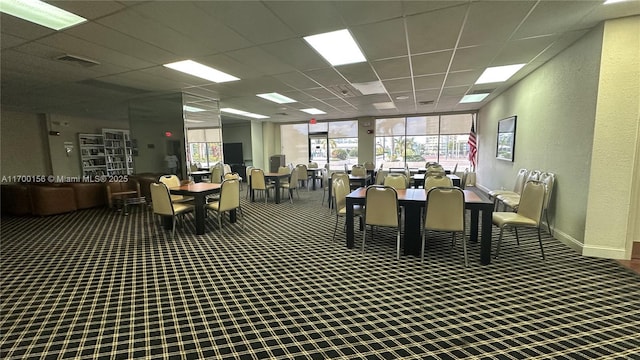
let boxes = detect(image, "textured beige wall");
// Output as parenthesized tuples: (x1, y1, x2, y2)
(584, 16, 640, 258)
(0, 110, 50, 178)
(477, 24, 603, 247)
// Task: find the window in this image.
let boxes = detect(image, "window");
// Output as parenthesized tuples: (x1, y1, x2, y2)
(187, 128, 222, 168)
(280, 123, 309, 166)
(328, 120, 358, 170)
(375, 113, 475, 170)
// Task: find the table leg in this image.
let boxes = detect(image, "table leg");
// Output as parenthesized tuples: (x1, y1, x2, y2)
(403, 203, 422, 256)
(346, 198, 355, 248)
(274, 177, 281, 204)
(194, 194, 206, 235)
(480, 206, 493, 265)
(312, 172, 317, 190)
(250, 177, 255, 202)
(470, 209, 479, 243)
(229, 209, 237, 223)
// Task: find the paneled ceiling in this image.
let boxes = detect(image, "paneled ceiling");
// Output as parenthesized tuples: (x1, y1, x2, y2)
(1, 0, 638, 124)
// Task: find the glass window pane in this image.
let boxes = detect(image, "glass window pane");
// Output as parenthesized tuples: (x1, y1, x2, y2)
(308, 122, 327, 133)
(374, 135, 406, 169)
(438, 134, 470, 170)
(329, 137, 358, 170)
(406, 116, 439, 135)
(208, 142, 222, 166)
(329, 120, 358, 138)
(187, 129, 206, 142)
(204, 128, 221, 142)
(440, 114, 472, 134)
(375, 118, 405, 136)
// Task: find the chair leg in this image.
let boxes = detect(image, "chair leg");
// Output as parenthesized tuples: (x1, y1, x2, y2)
(514, 227, 520, 245)
(421, 231, 427, 263)
(396, 228, 401, 260)
(545, 210, 552, 235)
(537, 227, 545, 260)
(460, 233, 468, 267)
(361, 225, 367, 255)
(495, 227, 505, 258)
(171, 217, 176, 239)
(332, 215, 340, 243)
(218, 212, 222, 230)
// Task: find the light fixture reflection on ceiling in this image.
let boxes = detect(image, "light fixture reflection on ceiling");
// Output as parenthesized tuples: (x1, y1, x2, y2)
(475, 64, 525, 84)
(0, 0, 87, 30)
(257, 93, 296, 104)
(373, 102, 396, 110)
(303, 29, 366, 66)
(185, 119, 204, 123)
(221, 108, 269, 119)
(164, 60, 239, 83)
(301, 108, 326, 115)
(183, 105, 206, 112)
(604, 0, 628, 4)
(460, 93, 490, 103)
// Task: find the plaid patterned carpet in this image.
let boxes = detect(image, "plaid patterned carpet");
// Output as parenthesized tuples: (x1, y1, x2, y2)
(1, 187, 639, 359)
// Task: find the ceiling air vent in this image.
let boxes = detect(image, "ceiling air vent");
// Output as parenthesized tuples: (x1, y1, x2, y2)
(418, 100, 434, 105)
(275, 112, 288, 116)
(55, 54, 100, 67)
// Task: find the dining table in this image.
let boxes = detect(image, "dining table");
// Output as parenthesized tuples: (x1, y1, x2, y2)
(189, 170, 211, 183)
(306, 168, 324, 190)
(412, 174, 461, 188)
(327, 173, 372, 208)
(345, 187, 494, 265)
(170, 182, 226, 235)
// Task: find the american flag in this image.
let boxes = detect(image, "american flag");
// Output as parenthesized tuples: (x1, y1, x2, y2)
(468, 123, 477, 170)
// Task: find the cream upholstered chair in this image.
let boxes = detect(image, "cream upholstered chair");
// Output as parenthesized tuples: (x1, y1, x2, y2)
(280, 167, 299, 203)
(158, 174, 193, 203)
(362, 185, 401, 259)
(308, 162, 318, 168)
(331, 177, 363, 242)
(351, 165, 367, 177)
(421, 187, 467, 266)
(209, 165, 223, 184)
(424, 174, 453, 190)
(245, 166, 254, 199)
(278, 166, 291, 175)
(321, 169, 330, 206)
(222, 163, 232, 175)
(295, 164, 308, 190)
(374, 170, 388, 185)
(493, 180, 547, 260)
(363, 161, 375, 171)
(206, 178, 243, 230)
(224, 172, 240, 181)
(500, 172, 556, 234)
(383, 173, 408, 190)
(150, 182, 194, 239)
(330, 172, 350, 214)
(489, 168, 528, 200)
(461, 169, 476, 189)
(496, 170, 542, 211)
(250, 168, 274, 203)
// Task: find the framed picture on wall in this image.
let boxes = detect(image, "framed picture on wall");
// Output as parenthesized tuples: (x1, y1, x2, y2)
(496, 115, 517, 161)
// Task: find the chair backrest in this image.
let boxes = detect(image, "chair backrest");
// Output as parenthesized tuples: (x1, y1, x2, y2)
(278, 166, 291, 174)
(333, 177, 349, 210)
(224, 172, 240, 180)
(517, 180, 546, 224)
(424, 174, 453, 189)
(384, 173, 407, 190)
(210, 165, 223, 184)
(332, 172, 349, 189)
(190, 164, 198, 172)
(351, 165, 366, 177)
(218, 179, 240, 212)
(159, 174, 180, 188)
(288, 167, 299, 187)
(150, 182, 174, 216)
(452, 163, 458, 175)
(245, 166, 254, 180)
(425, 161, 439, 168)
(512, 168, 530, 194)
(363, 161, 375, 170)
(250, 168, 267, 190)
(527, 170, 542, 182)
(295, 164, 307, 180)
(539, 172, 556, 210)
(463, 170, 476, 187)
(223, 164, 232, 175)
(424, 187, 465, 232)
(375, 170, 388, 185)
(364, 185, 399, 227)
(308, 162, 318, 168)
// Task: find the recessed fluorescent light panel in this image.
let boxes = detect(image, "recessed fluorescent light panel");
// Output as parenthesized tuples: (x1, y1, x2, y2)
(183, 105, 206, 112)
(460, 93, 490, 103)
(373, 102, 396, 110)
(221, 108, 269, 119)
(604, 0, 628, 4)
(257, 93, 296, 104)
(303, 29, 366, 66)
(475, 64, 525, 84)
(301, 108, 326, 115)
(352, 81, 387, 95)
(0, 0, 87, 30)
(164, 60, 239, 83)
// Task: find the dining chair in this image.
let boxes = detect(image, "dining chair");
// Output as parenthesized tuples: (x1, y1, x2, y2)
(421, 187, 467, 266)
(424, 174, 453, 190)
(330, 172, 350, 214)
(245, 166, 254, 199)
(363, 161, 375, 171)
(206, 178, 244, 230)
(351, 165, 367, 177)
(374, 170, 388, 185)
(331, 177, 363, 243)
(250, 168, 274, 203)
(150, 182, 194, 239)
(295, 164, 308, 190)
(362, 185, 401, 259)
(493, 180, 546, 260)
(280, 166, 299, 203)
(495, 170, 541, 211)
(308, 162, 318, 168)
(209, 164, 223, 184)
(158, 174, 194, 203)
(278, 166, 291, 175)
(489, 168, 529, 208)
(321, 169, 330, 206)
(383, 173, 408, 190)
(223, 163, 232, 175)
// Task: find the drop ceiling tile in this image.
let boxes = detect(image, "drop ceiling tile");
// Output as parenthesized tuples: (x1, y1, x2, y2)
(273, 72, 321, 90)
(0, 13, 57, 40)
(411, 50, 453, 76)
(441, 85, 469, 96)
(335, 63, 378, 84)
(304, 68, 348, 88)
(382, 78, 413, 93)
(351, 18, 407, 60)
(406, 5, 468, 54)
(226, 47, 295, 76)
(372, 57, 411, 80)
(196, 54, 263, 80)
(492, 35, 558, 66)
(444, 70, 481, 88)
(263, 1, 344, 35)
(0, 33, 29, 49)
(413, 74, 446, 90)
(459, 1, 535, 47)
(450, 45, 501, 72)
(414, 89, 440, 103)
(260, 39, 328, 71)
(303, 87, 337, 100)
(513, 1, 602, 39)
(48, 0, 126, 20)
(334, 1, 403, 25)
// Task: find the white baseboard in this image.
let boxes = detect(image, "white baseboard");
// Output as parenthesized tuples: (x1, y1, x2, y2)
(551, 227, 584, 254)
